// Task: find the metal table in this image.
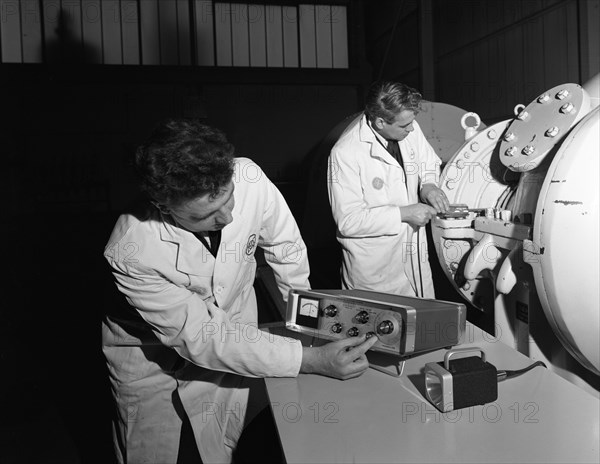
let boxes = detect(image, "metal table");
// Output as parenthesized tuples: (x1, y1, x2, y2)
(265, 323, 600, 463)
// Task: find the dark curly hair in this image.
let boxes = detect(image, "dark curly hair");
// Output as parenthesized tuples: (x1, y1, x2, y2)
(135, 119, 235, 207)
(364, 81, 422, 124)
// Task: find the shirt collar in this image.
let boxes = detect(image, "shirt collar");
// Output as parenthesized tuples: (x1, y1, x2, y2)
(366, 117, 390, 147)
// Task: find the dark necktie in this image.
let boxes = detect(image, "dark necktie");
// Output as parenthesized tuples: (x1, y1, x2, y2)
(387, 139, 404, 169)
(194, 230, 222, 258)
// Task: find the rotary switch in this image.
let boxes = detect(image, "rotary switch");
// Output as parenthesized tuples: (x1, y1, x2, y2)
(331, 323, 343, 334)
(355, 311, 369, 324)
(377, 320, 394, 335)
(347, 327, 359, 337)
(323, 305, 338, 317)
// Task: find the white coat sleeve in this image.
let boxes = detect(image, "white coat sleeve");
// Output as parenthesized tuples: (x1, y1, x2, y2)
(107, 258, 302, 378)
(256, 168, 311, 302)
(328, 147, 402, 238)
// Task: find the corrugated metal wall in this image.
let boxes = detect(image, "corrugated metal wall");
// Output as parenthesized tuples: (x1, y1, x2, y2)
(366, 0, 597, 121)
(434, 0, 582, 121)
(0, 0, 349, 67)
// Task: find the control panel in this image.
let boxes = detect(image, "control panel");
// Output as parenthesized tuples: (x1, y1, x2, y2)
(286, 289, 467, 357)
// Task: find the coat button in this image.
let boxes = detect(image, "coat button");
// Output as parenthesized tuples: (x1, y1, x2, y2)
(215, 286, 223, 295)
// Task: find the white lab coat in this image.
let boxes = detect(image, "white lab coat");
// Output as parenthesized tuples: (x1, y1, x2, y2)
(327, 114, 441, 298)
(102, 158, 309, 464)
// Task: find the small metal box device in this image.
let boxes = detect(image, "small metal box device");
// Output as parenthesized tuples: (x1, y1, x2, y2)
(425, 347, 498, 412)
(286, 289, 466, 357)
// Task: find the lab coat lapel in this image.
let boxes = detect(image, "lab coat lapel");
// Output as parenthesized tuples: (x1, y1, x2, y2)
(159, 217, 215, 275)
(399, 139, 419, 203)
(358, 115, 407, 172)
(370, 140, 399, 167)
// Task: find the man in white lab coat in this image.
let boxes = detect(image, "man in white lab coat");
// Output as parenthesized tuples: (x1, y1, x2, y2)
(328, 81, 450, 298)
(103, 120, 377, 463)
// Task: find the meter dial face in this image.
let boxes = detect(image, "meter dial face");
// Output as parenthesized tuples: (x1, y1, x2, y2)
(299, 298, 319, 318)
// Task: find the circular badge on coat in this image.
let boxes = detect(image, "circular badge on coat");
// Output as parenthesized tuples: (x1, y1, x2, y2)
(245, 234, 257, 256)
(372, 177, 384, 190)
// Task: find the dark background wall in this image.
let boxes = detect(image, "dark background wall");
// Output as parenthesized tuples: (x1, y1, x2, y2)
(365, 0, 598, 117)
(1, 1, 597, 463)
(1, 69, 367, 464)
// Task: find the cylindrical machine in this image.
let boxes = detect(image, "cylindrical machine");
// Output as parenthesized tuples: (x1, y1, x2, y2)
(529, 106, 600, 375)
(432, 81, 600, 393)
(415, 101, 487, 163)
(431, 119, 519, 309)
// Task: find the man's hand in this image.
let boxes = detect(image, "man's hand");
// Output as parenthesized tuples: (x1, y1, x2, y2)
(420, 184, 450, 213)
(400, 203, 437, 227)
(300, 335, 378, 380)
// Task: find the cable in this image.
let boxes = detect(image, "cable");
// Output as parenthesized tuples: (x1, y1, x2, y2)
(497, 360, 547, 382)
(416, 227, 424, 297)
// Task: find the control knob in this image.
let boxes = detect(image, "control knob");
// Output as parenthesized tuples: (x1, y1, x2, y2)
(377, 320, 394, 335)
(355, 311, 369, 324)
(331, 323, 343, 334)
(323, 305, 338, 317)
(347, 327, 359, 337)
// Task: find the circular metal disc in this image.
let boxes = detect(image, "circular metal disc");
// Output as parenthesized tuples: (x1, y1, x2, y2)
(433, 121, 518, 309)
(499, 83, 591, 172)
(532, 106, 600, 375)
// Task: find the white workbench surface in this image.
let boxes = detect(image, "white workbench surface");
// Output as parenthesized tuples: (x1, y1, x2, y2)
(265, 323, 600, 463)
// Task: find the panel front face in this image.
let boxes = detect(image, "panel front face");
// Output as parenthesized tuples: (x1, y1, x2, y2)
(287, 290, 406, 354)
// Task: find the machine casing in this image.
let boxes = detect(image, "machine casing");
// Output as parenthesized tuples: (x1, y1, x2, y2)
(431, 81, 600, 394)
(286, 289, 466, 357)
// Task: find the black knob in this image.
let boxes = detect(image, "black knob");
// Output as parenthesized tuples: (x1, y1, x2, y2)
(365, 331, 376, 339)
(347, 327, 359, 337)
(323, 305, 338, 317)
(377, 320, 394, 335)
(331, 323, 343, 334)
(355, 311, 369, 324)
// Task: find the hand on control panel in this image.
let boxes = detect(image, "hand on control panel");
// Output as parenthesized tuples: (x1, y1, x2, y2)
(300, 334, 379, 380)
